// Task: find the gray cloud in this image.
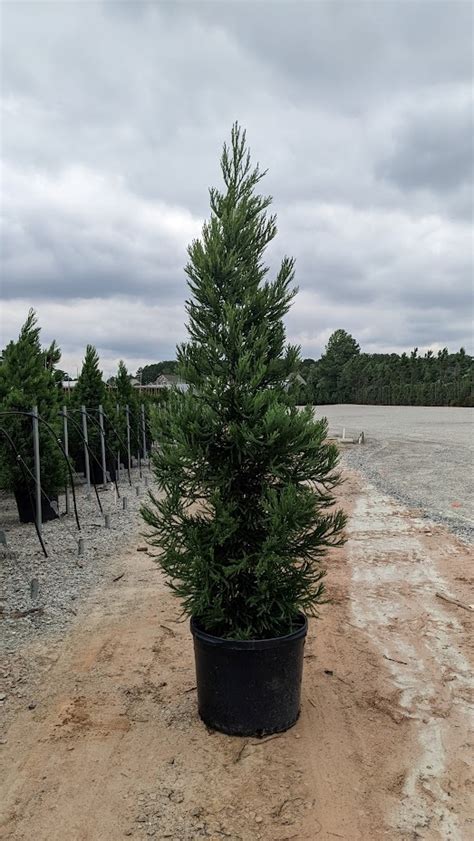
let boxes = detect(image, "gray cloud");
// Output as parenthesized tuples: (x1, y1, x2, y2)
(378, 95, 473, 196)
(1, 0, 472, 376)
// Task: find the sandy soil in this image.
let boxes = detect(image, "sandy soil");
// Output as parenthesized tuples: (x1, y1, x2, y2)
(0, 471, 473, 841)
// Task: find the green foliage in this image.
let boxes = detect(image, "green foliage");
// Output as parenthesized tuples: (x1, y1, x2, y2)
(0, 309, 65, 502)
(142, 125, 346, 640)
(297, 338, 474, 406)
(114, 360, 142, 457)
(69, 345, 111, 473)
(73, 345, 108, 409)
(136, 361, 179, 384)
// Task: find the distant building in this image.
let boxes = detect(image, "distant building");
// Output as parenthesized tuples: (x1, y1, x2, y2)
(284, 372, 306, 391)
(61, 379, 78, 394)
(132, 373, 189, 395)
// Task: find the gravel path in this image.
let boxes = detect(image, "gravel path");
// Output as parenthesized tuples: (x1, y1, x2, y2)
(0, 467, 153, 722)
(312, 404, 474, 542)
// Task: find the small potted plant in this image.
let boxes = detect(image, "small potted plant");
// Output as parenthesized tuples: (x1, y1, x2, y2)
(142, 125, 346, 736)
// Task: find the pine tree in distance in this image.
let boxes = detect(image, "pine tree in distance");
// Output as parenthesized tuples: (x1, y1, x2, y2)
(142, 124, 346, 640)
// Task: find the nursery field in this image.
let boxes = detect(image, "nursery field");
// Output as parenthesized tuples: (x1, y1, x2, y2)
(1, 468, 472, 840)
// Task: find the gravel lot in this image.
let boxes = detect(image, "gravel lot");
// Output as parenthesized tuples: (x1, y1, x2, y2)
(313, 404, 474, 541)
(0, 466, 154, 720)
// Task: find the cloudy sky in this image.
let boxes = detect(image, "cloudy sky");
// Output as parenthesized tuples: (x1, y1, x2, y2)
(1, 0, 472, 378)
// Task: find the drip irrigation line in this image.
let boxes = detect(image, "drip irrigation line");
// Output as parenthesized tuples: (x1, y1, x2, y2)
(57, 411, 104, 514)
(68, 406, 133, 486)
(78, 409, 122, 496)
(0, 426, 48, 557)
(0, 410, 81, 530)
(0, 440, 83, 543)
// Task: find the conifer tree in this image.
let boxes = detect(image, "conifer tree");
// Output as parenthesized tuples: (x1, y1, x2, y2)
(142, 125, 346, 639)
(0, 310, 65, 519)
(115, 360, 140, 459)
(70, 345, 109, 480)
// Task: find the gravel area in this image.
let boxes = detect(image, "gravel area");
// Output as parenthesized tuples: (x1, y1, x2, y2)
(0, 466, 154, 714)
(313, 404, 474, 541)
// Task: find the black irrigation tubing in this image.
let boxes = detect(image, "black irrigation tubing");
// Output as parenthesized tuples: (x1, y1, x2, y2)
(69, 407, 132, 487)
(61, 408, 122, 496)
(0, 410, 81, 531)
(58, 411, 104, 514)
(100, 406, 149, 480)
(101, 408, 136, 485)
(79, 409, 123, 495)
(0, 426, 48, 557)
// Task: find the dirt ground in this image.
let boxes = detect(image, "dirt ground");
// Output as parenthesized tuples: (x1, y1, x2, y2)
(0, 470, 473, 841)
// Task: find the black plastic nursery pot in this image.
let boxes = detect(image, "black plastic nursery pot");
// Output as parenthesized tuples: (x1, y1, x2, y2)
(14, 489, 59, 524)
(191, 614, 308, 737)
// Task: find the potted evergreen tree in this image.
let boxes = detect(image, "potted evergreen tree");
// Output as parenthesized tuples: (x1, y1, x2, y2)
(142, 125, 346, 736)
(0, 310, 65, 523)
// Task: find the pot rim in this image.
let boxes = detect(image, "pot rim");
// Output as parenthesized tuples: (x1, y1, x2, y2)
(190, 613, 308, 650)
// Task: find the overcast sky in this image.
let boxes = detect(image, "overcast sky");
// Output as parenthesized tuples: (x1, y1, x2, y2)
(1, 0, 473, 378)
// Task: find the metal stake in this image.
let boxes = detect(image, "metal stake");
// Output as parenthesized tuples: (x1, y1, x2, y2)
(116, 403, 121, 482)
(81, 404, 90, 496)
(126, 404, 131, 476)
(141, 403, 147, 463)
(32, 405, 42, 534)
(137, 415, 142, 479)
(98, 403, 107, 485)
(63, 405, 70, 514)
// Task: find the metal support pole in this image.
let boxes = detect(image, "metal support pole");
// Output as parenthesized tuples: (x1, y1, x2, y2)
(98, 403, 107, 485)
(137, 415, 142, 478)
(81, 404, 91, 496)
(126, 404, 131, 476)
(116, 403, 121, 482)
(141, 403, 147, 464)
(63, 405, 70, 514)
(32, 405, 42, 534)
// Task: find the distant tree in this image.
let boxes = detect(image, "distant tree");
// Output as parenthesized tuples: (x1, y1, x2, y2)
(69, 345, 111, 481)
(73, 345, 107, 409)
(316, 330, 360, 403)
(0, 310, 65, 521)
(115, 360, 141, 459)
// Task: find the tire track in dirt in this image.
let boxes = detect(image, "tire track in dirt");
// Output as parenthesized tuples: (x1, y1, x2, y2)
(348, 483, 473, 840)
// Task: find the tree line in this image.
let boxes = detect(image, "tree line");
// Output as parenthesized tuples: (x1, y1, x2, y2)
(295, 329, 473, 407)
(133, 329, 474, 408)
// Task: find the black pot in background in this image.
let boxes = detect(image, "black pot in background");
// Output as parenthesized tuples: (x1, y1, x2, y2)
(191, 615, 307, 737)
(14, 489, 59, 524)
(74, 450, 115, 484)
